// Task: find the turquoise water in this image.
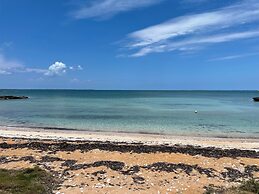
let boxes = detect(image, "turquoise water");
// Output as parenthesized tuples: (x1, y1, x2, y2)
(0, 90, 259, 138)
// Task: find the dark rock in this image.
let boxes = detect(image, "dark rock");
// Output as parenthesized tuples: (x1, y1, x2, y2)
(40, 156, 63, 162)
(0, 155, 36, 164)
(253, 97, 259, 102)
(244, 165, 259, 177)
(92, 170, 106, 176)
(0, 156, 9, 163)
(195, 165, 216, 177)
(122, 166, 140, 175)
(61, 160, 77, 167)
(132, 176, 145, 184)
(20, 156, 37, 163)
(0, 96, 29, 100)
(143, 162, 216, 177)
(92, 161, 125, 171)
(221, 165, 259, 181)
(66, 160, 125, 171)
(221, 167, 243, 181)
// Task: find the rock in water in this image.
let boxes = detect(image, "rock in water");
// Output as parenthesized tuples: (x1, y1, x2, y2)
(0, 96, 29, 100)
(253, 97, 259, 102)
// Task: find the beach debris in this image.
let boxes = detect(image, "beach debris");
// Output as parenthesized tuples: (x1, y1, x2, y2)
(62, 160, 77, 167)
(0, 140, 257, 159)
(41, 156, 63, 163)
(92, 170, 107, 176)
(122, 166, 140, 175)
(143, 162, 215, 177)
(0, 138, 258, 194)
(220, 165, 259, 182)
(132, 176, 145, 184)
(244, 165, 259, 177)
(65, 160, 125, 171)
(221, 167, 243, 181)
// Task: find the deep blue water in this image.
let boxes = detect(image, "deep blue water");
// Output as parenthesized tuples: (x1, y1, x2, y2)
(0, 90, 259, 138)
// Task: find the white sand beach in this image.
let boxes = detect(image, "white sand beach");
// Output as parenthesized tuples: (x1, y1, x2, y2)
(0, 126, 258, 150)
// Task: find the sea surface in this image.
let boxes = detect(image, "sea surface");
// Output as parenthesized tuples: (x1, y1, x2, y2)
(0, 90, 259, 138)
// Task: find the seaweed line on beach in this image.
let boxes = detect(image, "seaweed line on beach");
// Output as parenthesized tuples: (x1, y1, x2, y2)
(1, 154, 259, 183)
(0, 139, 258, 159)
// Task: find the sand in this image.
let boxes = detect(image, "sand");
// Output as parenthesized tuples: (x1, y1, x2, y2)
(0, 126, 258, 150)
(0, 126, 258, 194)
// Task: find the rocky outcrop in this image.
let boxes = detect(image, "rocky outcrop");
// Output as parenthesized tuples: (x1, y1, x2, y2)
(0, 96, 29, 100)
(253, 97, 259, 102)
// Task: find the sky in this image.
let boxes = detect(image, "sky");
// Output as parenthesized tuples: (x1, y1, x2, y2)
(0, 0, 259, 90)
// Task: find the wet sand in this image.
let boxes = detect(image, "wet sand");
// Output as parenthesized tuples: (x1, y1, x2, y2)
(0, 127, 258, 193)
(0, 126, 258, 150)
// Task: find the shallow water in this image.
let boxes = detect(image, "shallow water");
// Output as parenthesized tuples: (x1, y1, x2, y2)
(0, 90, 259, 138)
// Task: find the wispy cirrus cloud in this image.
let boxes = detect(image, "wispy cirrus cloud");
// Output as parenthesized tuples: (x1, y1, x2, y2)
(72, 0, 164, 19)
(0, 54, 23, 75)
(208, 52, 259, 62)
(182, 0, 210, 4)
(125, 0, 259, 57)
(132, 30, 259, 57)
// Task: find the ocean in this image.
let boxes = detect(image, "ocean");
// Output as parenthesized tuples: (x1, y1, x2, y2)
(0, 90, 258, 138)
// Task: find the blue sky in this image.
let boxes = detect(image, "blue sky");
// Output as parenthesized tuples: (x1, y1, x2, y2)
(0, 0, 259, 89)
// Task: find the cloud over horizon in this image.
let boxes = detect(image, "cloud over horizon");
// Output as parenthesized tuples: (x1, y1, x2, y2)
(0, 54, 23, 75)
(125, 0, 259, 57)
(0, 55, 82, 77)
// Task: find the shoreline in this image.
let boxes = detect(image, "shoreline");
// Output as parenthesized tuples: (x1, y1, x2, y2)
(2, 125, 259, 139)
(0, 127, 258, 193)
(0, 135, 258, 193)
(0, 126, 258, 150)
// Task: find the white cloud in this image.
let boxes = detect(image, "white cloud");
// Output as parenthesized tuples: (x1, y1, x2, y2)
(44, 62, 83, 76)
(126, 0, 259, 56)
(70, 78, 80, 83)
(132, 30, 259, 57)
(182, 0, 209, 4)
(129, 12, 226, 47)
(0, 70, 11, 75)
(208, 52, 259, 61)
(72, 0, 164, 19)
(69, 65, 83, 71)
(44, 62, 67, 76)
(0, 53, 48, 75)
(0, 54, 23, 75)
(0, 55, 83, 76)
(25, 68, 48, 74)
(77, 65, 83, 70)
